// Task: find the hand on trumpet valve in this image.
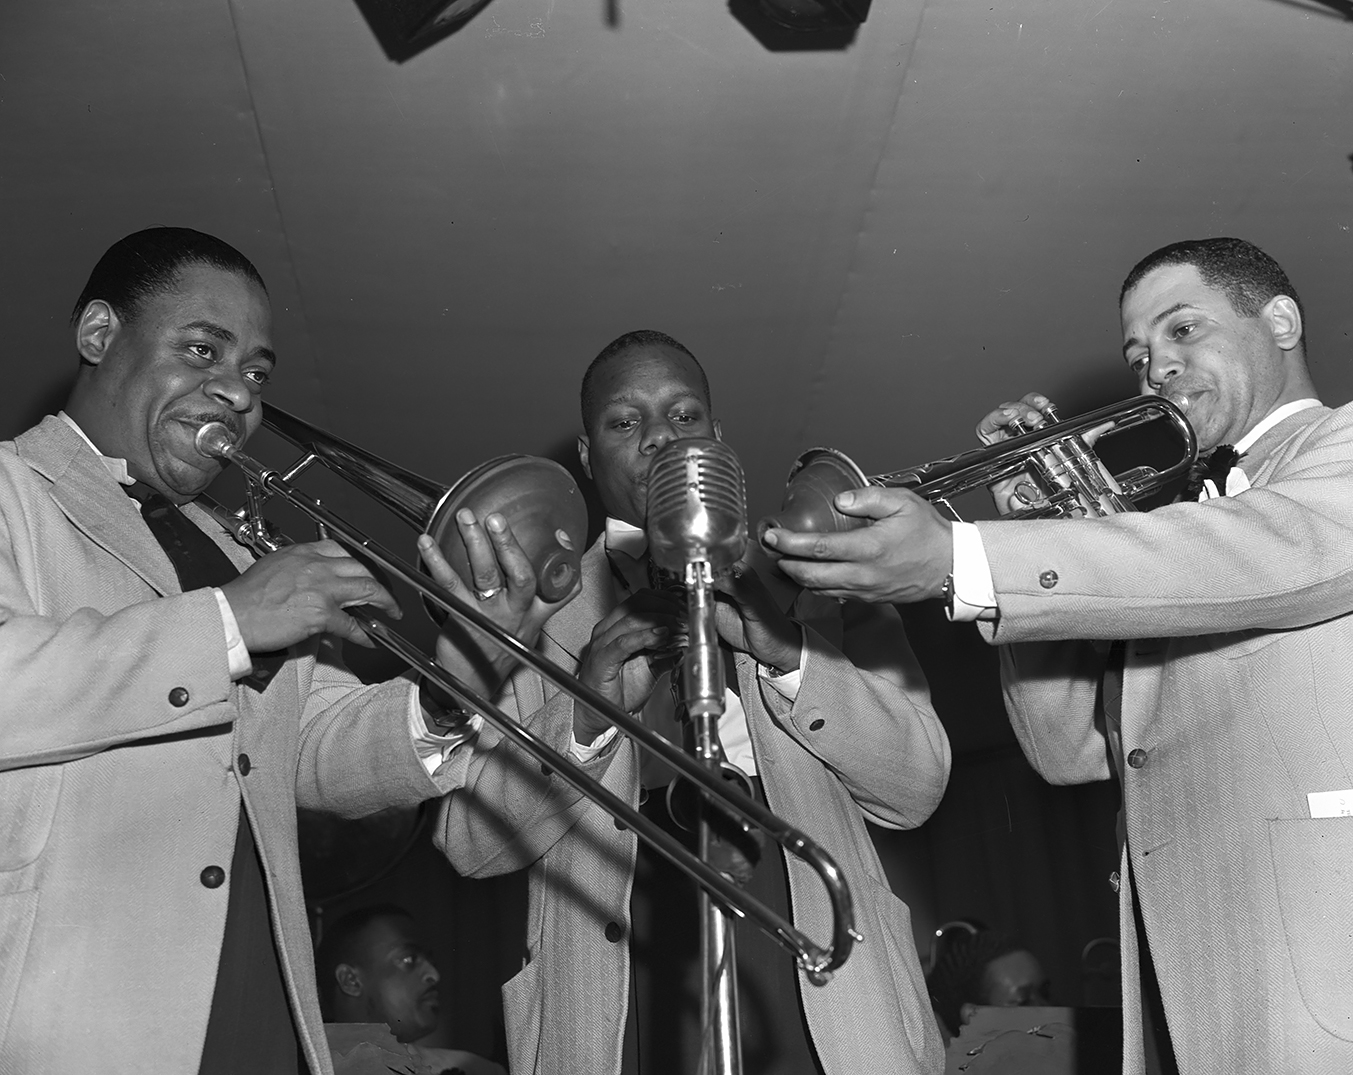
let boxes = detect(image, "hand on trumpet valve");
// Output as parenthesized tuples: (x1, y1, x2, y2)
(761, 487, 952, 606)
(574, 589, 685, 744)
(976, 392, 1059, 515)
(421, 507, 581, 700)
(976, 392, 1119, 516)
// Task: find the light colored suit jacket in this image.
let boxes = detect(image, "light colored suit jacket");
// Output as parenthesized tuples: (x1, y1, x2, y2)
(975, 403, 1353, 1075)
(0, 416, 460, 1075)
(436, 534, 951, 1075)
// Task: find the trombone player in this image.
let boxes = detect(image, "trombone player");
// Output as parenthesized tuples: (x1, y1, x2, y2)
(435, 330, 951, 1075)
(763, 238, 1353, 1075)
(0, 227, 563, 1075)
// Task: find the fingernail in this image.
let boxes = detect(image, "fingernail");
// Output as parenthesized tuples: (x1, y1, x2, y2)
(762, 530, 778, 546)
(418, 535, 434, 549)
(838, 490, 856, 508)
(486, 514, 506, 532)
(456, 508, 475, 525)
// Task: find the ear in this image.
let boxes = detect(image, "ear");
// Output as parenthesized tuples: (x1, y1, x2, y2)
(334, 963, 363, 998)
(577, 433, 593, 480)
(713, 418, 723, 442)
(1263, 295, 1303, 354)
(959, 1001, 979, 1026)
(75, 301, 118, 365)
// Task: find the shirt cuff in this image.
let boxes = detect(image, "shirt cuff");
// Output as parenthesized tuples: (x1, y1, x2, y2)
(213, 587, 254, 680)
(758, 628, 806, 700)
(949, 522, 998, 623)
(410, 688, 482, 777)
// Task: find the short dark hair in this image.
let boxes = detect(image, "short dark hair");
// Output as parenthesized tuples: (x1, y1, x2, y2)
(70, 226, 267, 327)
(314, 904, 412, 1018)
(1120, 237, 1304, 328)
(925, 927, 1024, 1036)
(580, 329, 711, 434)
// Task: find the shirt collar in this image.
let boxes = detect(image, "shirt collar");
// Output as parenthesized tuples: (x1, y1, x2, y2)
(604, 516, 648, 559)
(1233, 399, 1321, 456)
(58, 411, 134, 486)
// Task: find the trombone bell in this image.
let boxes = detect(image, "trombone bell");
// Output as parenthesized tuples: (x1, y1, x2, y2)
(262, 404, 587, 602)
(432, 455, 588, 604)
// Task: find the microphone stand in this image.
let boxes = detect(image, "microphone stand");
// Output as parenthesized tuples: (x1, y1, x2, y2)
(681, 558, 742, 1075)
(646, 436, 751, 1075)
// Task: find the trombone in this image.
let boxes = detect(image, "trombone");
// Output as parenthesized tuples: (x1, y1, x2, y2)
(759, 395, 1197, 536)
(193, 404, 858, 985)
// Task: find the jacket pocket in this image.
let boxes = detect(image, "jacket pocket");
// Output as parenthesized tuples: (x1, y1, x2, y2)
(1269, 817, 1353, 1040)
(500, 956, 543, 1075)
(0, 768, 61, 871)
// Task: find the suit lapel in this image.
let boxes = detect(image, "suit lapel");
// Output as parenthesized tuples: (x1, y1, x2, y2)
(1240, 404, 1327, 487)
(16, 416, 180, 595)
(541, 535, 618, 662)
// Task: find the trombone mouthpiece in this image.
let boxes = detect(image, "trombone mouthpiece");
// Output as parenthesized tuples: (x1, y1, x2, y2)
(195, 422, 239, 461)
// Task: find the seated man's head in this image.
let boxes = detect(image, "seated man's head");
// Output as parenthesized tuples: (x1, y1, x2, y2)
(316, 905, 441, 1043)
(578, 329, 719, 526)
(926, 926, 1051, 1037)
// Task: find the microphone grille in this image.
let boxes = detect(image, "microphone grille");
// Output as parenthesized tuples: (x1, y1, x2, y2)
(646, 438, 747, 573)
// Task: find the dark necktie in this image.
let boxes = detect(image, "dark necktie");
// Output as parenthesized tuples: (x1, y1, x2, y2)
(122, 485, 298, 1069)
(1180, 445, 1240, 501)
(124, 482, 282, 692)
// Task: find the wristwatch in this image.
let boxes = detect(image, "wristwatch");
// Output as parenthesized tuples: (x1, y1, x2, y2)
(940, 574, 956, 619)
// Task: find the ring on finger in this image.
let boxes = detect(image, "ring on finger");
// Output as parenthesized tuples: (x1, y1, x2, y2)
(474, 585, 503, 601)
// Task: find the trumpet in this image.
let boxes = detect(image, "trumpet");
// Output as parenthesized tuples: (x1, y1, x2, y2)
(759, 395, 1197, 536)
(193, 404, 858, 985)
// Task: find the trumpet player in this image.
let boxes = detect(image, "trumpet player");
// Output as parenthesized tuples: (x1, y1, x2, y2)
(435, 330, 951, 1075)
(765, 238, 1353, 1075)
(0, 227, 558, 1075)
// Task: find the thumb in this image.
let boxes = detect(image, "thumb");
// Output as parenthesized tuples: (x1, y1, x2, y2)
(833, 485, 917, 520)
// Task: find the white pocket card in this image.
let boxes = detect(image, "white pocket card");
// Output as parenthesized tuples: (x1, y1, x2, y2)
(1307, 789, 1353, 818)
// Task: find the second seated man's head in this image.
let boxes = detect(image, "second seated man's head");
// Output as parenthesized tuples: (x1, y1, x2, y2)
(317, 906, 443, 1044)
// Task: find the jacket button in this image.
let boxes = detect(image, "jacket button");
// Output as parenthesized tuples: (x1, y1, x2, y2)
(1127, 748, 1148, 769)
(200, 865, 226, 889)
(808, 719, 825, 732)
(168, 687, 190, 707)
(1038, 570, 1059, 589)
(236, 753, 251, 776)
(1108, 870, 1121, 894)
(604, 921, 624, 943)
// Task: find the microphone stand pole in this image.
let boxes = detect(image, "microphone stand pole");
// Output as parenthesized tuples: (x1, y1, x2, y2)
(683, 559, 742, 1075)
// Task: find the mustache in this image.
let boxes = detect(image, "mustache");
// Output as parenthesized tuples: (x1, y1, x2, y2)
(183, 411, 244, 443)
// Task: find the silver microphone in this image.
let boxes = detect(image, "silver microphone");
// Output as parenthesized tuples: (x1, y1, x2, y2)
(645, 438, 748, 719)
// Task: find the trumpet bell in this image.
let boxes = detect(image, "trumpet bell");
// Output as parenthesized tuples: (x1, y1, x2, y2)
(756, 447, 870, 551)
(430, 455, 588, 603)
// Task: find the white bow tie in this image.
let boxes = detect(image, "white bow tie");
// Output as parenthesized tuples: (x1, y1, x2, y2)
(605, 517, 648, 559)
(1199, 467, 1251, 501)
